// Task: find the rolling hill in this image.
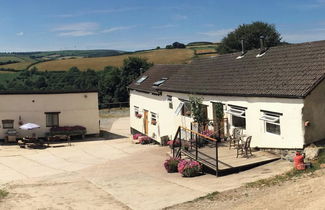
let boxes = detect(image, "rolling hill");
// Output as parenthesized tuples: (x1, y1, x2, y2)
(0, 43, 218, 71)
(32, 48, 195, 71)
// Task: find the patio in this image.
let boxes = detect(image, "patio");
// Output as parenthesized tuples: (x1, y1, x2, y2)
(182, 144, 280, 174)
(173, 126, 280, 176)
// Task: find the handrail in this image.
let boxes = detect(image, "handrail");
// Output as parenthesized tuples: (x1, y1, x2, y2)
(179, 126, 218, 142)
(173, 126, 219, 176)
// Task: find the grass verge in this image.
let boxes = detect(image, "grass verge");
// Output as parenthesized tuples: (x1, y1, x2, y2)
(0, 189, 8, 200)
(246, 149, 325, 188)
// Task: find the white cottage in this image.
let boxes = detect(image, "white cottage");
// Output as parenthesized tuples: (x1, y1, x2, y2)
(129, 40, 325, 149)
(0, 90, 100, 140)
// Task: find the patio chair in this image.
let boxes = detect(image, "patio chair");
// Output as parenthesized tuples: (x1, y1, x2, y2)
(229, 128, 242, 149)
(244, 136, 252, 157)
(236, 136, 252, 158)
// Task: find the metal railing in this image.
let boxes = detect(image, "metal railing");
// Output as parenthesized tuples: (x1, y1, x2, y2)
(172, 126, 219, 176)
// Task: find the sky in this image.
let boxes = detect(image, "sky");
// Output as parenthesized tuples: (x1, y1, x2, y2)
(1, 0, 325, 52)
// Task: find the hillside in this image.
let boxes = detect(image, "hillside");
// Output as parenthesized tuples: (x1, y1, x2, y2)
(0, 43, 218, 71)
(32, 48, 195, 71)
(0, 49, 125, 71)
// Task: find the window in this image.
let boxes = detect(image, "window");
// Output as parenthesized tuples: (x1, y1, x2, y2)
(134, 106, 139, 115)
(227, 105, 246, 129)
(167, 95, 173, 109)
(181, 101, 192, 117)
(153, 78, 168, 86)
(45, 112, 60, 127)
(136, 76, 148, 85)
(2, 120, 14, 129)
(151, 112, 157, 125)
(260, 111, 281, 135)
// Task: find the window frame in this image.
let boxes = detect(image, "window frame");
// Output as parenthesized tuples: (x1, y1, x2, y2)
(134, 106, 139, 115)
(153, 77, 168, 86)
(227, 105, 246, 129)
(2, 119, 14, 129)
(45, 112, 60, 127)
(151, 112, 157, 125)
(167, 95, 173, 109)
(181, 101, 192, 117)
(260, 111, 281, 135)
(136, 76, 148, 85)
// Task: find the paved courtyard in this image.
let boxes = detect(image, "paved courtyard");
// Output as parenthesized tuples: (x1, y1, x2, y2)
(0, 117, 292, 210)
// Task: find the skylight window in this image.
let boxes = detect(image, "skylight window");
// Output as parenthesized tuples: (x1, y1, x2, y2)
(136, 76, 148, 85)
(153, 77, 168, 86)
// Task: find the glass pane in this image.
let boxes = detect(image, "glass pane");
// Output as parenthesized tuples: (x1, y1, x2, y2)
(266, 123, 281, 135)
(232, 115, 246, 129)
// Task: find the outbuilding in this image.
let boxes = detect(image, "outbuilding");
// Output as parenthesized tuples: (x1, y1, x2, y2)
(0, 90, 100, 140)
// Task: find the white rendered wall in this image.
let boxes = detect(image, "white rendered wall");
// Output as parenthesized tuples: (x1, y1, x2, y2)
(0, 92, 100, 139)
(130, 90, 305, 149)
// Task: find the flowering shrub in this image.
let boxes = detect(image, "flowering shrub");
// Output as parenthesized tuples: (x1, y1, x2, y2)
(133, 133, 142, 140)
(138, 136, 152, 144)
(201, 129, 215, 138)
(164, 157, 181, 173)
(50, 125, 86, 132)
(167, 138, 180, 148)
(177, 159, 202, 177)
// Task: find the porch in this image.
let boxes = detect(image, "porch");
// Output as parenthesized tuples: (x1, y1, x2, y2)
(172, 126, 280, 176)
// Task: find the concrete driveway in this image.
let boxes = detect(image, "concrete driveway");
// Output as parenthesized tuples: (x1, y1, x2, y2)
(0, 117, 292, 210)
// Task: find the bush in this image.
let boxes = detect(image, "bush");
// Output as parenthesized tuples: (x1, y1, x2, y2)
(133, 133, 142, 140)
(167, 138, 181, 148)
(164, 157, 181, 173)
(178, 159, 202, 177)
(138, 136, 152, 144)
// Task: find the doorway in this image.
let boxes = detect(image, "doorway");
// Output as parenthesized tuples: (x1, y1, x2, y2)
(143, 110, 149, 135)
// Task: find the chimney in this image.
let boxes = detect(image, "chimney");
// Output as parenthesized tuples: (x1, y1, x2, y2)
(241, 39, 245, 55)
(259, 36, 266, 54)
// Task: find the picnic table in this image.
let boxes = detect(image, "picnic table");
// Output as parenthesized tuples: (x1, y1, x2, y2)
(18, 136, 45, 148)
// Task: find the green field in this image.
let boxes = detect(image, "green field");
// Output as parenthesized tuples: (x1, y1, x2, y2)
(32, 48, 195, 71)
(0, 49, 125, 71)
(0, 43, 219, 71)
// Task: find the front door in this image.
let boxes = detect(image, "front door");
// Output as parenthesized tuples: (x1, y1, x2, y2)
(143, 110, 149, 135)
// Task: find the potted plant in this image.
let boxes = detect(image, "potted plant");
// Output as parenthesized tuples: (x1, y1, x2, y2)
(138, 136, 152, 144)
(151, 119, 157, 125)
(167, 138, 180, 149)
(177, 159, 202, 177)
(164, 157, 181, 173)
(133, 133, 142, 140)
(136, 113, 142, 118)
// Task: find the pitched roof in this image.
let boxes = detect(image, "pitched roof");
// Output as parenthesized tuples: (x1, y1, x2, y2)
(128, 64, 185, 94)
(158, 40, 325, 98)
(0, 89, 98, 95)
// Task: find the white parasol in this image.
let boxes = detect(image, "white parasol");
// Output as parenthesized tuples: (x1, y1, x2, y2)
(19, 123, 40, 130)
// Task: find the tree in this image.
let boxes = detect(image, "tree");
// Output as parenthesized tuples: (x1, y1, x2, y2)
(172, 42, 186, 49)
(217, 21, 282, 54)
(118, 57, 153, 101)
(189, 96, 208, 131)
